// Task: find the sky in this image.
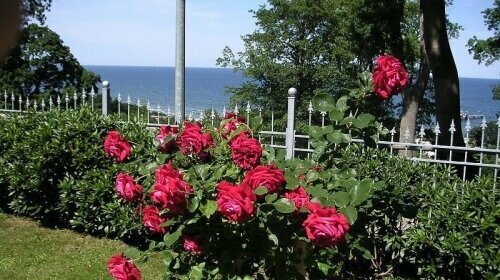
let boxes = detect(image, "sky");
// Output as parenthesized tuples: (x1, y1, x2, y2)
(45, 0, 499, 79)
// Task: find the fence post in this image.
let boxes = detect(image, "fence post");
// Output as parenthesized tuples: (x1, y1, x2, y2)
(102, 81, 110, 116)
(286, 87, 297, 159)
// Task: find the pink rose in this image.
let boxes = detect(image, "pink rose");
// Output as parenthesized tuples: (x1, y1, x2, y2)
(107, 253, 141, 280)
(284, 186, 310, 211)
(157, 125, 178, 153)
(242, 164, 286, 194)
(103, 131, 131, 162)
(183, 235, 203, 255)
(230, 133, 262, 170)
(303, 202, 350, 247)
(150, 161, 193, 215)
(372, 54, 409, 100)
(115, 173, 143, 202)
(142, 205, 167, 234)
(216, 181, 256, 223)
(177, 121, 213, 156)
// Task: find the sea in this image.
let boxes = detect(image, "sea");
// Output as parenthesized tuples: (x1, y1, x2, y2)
(85, 65, 499, 125)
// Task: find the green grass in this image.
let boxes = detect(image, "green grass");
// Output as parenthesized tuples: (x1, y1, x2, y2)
(0, 213, 164, 280)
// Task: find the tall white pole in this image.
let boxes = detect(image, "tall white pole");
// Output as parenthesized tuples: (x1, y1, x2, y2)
(175, 0, 186, 123)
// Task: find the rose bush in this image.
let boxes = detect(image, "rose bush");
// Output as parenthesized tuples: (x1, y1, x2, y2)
(104, 111, 378, 279)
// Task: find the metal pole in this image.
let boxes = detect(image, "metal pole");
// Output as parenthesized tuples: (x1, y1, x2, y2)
(174, 0, 186, 123)
(102, 81, 110, 116)
(286, 87, 297, 159)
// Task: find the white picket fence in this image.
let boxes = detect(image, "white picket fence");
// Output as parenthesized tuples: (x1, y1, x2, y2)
(1, 82, 499, 189)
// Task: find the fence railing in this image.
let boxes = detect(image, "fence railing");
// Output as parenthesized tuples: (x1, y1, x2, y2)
(1, 82, 498, 189)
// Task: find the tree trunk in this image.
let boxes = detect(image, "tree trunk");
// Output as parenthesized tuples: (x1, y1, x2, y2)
(399, 10, 431, 153)
(421, 0, 465, 153)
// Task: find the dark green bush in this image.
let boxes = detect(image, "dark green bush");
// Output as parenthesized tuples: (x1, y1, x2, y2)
(336, 146, 499, 279)
(0, 108, 155, 243)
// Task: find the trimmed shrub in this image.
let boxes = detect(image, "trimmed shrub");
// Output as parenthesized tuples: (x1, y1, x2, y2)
(336, 146, 499, 278)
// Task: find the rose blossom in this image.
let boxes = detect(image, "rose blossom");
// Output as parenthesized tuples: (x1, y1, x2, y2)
(107, 253, 141, 280)
(103, 131, 131, 162)
(157, 125, 178, 153)
(150, 161, 193, 215)
(183, 235, 203, 255)
(220, 112, 246, 139)
(284, 186, 310, 211)
(372, 54, 409, 100)
(303, 202, 350, 247)
(216, 181, 256, 222)
(142, 205, 167, 234)
(242, 164, 286, 194)
(115, 173, 143, 202)
(177, 121, 213, 156)
(230, 133, 262, 170)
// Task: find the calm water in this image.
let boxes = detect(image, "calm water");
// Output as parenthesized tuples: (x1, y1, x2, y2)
(85, 65, 499, 123)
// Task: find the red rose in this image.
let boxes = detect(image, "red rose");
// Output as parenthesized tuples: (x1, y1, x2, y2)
(284, 186, 310, 211)
(220, 112, 246, 139)
(216, 181, 256, 223)
(372, 54, 409, 100)
(142, 205, 167, 234)
(242, 164, 285, 194)
(183, 235, 203, 255)
(157, 125, 178, 153)
(177, 121, 213, 156)
(115, 173, 143, 202)
(107, 253, 141, 280)
(303, 203, 350, 247)
(150, 161, 193, 215)
(230, 133, 262, 170)
(104, 131, 131, 162)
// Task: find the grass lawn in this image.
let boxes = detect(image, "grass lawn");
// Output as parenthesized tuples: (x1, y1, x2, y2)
(0, 213, 164, 280)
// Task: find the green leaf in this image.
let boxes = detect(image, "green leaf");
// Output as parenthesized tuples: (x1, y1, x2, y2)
(326, 131, 343, 144)
(332, 191, 350, 208)
(156, 153, 167, 165)
(187, 196, 200, 213)
(251, 116, 263, 132)
(124, 247, 141, 258)
(163, 225, 184, 247)
(336, 96, 349, 112)
(199, 200, 217, 218)
(254, 186, 269, 196)
(308, 125, 324, 140)
(160, 250, 175, 267)
(353, 113, 375, 129)
(342, 205, 358, 224)
(307, 186, 329, 198)
(189, 264, 204, 280)
(273, 198, 296, 213)
(328, 108, 344, 122)
(285, 172, 299, 189)
(268, 233, 279, 246)
(194, 164, 210, 181)
(313, 93, 335, 111)
(350, 179, 372, 206)
(317, 262, 332, 276)
(265, 193, 278, 203)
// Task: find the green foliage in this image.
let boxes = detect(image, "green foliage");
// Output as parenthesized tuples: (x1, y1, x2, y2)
(0, 108, 153, 244)
(334, 146, 499, 278)
(0, 24, 101, 96)
(216, 0, 416, 123)
(467, 0, 500, 66)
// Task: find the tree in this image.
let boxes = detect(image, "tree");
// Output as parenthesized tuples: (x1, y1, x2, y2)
(217, 0, 417, 128)
(421, 0, 465, 150)
(0, 0, 100, 97)
(467, 0, 500, 66)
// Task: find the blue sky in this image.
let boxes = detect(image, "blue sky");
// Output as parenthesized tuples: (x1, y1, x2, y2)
(45, 0, 499, 79)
